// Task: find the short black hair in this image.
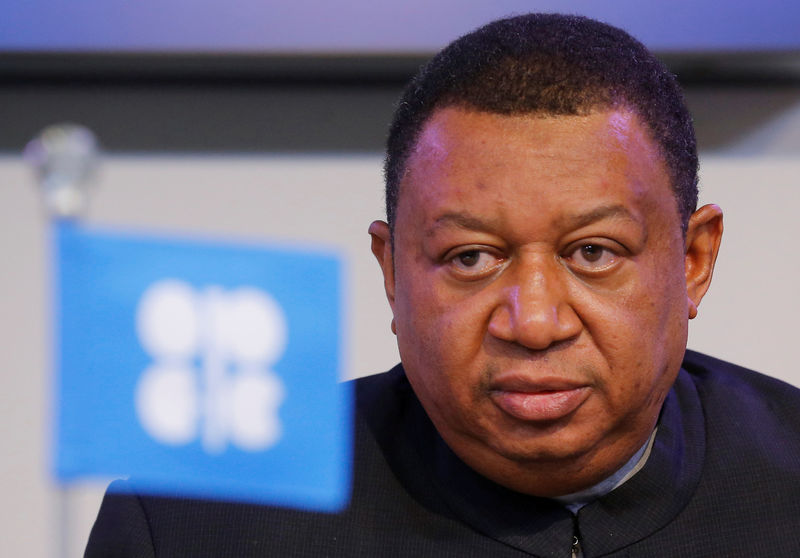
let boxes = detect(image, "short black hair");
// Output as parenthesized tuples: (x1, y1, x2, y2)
(384, 13, 698, 233)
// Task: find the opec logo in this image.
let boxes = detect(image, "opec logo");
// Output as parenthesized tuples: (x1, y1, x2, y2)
(135, 279, 287, 454)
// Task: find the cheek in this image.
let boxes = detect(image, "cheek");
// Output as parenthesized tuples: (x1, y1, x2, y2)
(577, 267, 684, 391)
(393, 276, 453, 369)
(395, 295, 485, 376)
(393, 273, 494, 403)
(396, 263, 488, 335)
(638, 254, 690, 350)
(606, 281, 686, 409)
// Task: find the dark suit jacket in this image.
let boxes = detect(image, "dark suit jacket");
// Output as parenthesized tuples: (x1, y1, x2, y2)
(85, 351, 800, 557)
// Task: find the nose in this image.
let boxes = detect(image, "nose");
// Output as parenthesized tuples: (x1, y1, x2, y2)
(487, 260, 582, 350)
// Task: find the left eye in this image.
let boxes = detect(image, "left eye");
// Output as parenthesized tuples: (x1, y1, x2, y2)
(565, 243, 618, 271)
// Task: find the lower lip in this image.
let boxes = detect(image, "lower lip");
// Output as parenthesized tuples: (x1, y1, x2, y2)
(490, 388, 590, 422)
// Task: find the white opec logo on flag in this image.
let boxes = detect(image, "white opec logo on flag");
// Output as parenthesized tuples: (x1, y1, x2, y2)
(134, 279, 288, 454)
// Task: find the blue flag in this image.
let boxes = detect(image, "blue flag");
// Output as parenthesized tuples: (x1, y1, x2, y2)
(53, 222, 351, 511)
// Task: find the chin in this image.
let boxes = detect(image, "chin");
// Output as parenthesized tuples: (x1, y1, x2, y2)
(495, 438, 593, 464)
(480, 418, 599, 463)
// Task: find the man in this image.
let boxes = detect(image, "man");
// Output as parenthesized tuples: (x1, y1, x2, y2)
(86, 13, 800, 557)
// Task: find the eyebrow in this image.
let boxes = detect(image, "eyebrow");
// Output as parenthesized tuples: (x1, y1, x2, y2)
(427, 212, 501, 236)
(555, 204, 643, 230)
(427, 205, 642, 237)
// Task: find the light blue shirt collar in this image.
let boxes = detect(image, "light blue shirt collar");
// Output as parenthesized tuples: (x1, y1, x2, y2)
(552, 428, 658, 514)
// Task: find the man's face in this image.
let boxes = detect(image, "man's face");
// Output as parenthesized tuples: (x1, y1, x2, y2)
(371, 106, 718, 496)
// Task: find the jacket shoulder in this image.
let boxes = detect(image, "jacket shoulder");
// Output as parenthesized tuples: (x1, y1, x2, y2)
(682, 349, 800, 410)
(681, 349, 800, 464)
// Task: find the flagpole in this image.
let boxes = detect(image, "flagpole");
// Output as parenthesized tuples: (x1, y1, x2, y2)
(26, 123, 99, 558)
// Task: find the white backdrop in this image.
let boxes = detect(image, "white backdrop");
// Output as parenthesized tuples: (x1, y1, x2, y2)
(0, 153, 797, 557)
(690, 156, 800, 380)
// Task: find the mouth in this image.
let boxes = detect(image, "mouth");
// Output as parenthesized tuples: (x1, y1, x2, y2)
(488, 376, 591, 422)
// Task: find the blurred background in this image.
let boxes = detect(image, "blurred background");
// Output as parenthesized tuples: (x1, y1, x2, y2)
(1, 1, 799, 556)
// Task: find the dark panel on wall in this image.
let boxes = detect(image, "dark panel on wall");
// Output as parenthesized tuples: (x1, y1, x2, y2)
(0, 55, 426, 154)
(1, 54, 799, 155)
(0, 82, 403, 153)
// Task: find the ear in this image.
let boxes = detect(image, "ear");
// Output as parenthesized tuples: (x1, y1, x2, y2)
(368, 220, 397, 333)
(684, 204, 724, 319)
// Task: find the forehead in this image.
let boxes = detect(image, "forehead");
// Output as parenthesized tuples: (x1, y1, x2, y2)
(397, 107, 677, 234)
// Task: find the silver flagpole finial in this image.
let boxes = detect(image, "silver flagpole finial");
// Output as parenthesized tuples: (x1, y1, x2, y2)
(24, 123, 99, 219)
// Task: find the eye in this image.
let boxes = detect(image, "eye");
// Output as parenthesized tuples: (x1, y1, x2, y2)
(446, 248, 504, 279)
(563, 243, 620, 273)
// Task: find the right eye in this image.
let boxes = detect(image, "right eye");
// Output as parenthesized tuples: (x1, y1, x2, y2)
(446, 248, 504, 280)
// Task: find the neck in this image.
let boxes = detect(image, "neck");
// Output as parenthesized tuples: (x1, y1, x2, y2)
(553, 427, 657, 510)
(443, 424, 659, 498)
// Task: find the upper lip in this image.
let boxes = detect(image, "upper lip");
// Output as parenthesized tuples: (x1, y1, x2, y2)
(488, 373, 589, 393)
